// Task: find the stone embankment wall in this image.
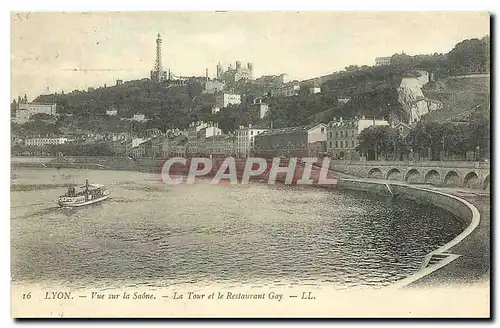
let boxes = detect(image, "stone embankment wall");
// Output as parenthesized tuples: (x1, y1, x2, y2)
(337, 179, 474, 227)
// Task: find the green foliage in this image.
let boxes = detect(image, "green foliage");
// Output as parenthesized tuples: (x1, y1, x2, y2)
(356, 115, 490, 161)
(187, 82, 203, 99)
(447, 37, 490, 75)
(26, 36, 489, 134)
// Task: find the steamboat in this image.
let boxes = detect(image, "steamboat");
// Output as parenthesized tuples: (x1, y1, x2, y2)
(58, 179, 110, 207)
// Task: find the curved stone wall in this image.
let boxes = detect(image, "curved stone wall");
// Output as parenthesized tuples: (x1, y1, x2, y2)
(337, 178, 480, 288)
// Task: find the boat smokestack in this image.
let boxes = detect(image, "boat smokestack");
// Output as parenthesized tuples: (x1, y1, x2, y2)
(85, 179, 89, 200)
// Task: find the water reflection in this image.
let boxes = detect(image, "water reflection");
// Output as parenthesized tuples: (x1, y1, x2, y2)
(10, 167, 464, 289)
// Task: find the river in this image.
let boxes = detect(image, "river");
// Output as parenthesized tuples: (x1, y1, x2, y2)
(10, 167, 465, 290)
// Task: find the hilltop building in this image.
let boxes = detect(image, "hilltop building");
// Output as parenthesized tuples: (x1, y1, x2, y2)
(375, 56, 391, 66)
(15, 103, 57, 124)
(217, 61, 254, 83)
(150, 33, 168, 83)
(269, 83, 300, 97)
(254, 73, 289, 85)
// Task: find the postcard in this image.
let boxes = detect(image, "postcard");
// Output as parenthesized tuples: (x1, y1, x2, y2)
(10, 11, 490, 318)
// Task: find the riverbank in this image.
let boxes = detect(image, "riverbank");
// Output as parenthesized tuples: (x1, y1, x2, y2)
(337, 178, 490, 289)
(407, 190, 490, 288)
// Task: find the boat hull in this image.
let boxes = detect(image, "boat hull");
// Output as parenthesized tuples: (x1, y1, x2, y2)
(58, 195, 109, 208)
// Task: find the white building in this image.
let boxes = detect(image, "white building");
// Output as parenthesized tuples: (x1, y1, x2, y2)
(15, 103, 57, 124)
(24, 137, 67, 147)
(309, 87, 321, 94)
(269, 83, 300, 97)
(205, 125, 222, 138)
(327, 116, 389, 159)
(133, 113, 146, 122)
(375, 56, 391, 66)
(307, 123, 328, 143)
(337, 97, 351, 104)
(106, 109, 118, 116)
(132, 137, 149, 148)
(250, 97, 269, 119)
(235, 125, 268, 157)
(215, 93, 241, 108)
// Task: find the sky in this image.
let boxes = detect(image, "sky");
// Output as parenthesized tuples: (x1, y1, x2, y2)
(11, 12, 490, 101)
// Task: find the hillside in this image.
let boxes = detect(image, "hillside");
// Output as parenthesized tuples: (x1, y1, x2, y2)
(422, 75, 490, 123)
(23, 36, 489, 132)
(33, 79, 214, 129)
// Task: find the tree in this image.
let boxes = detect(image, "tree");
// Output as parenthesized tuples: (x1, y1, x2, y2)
(447, 38, 489, 75)
(187, 82, 203, 99)
(11, 99, 17, 118)
(356, 125, 392, 160)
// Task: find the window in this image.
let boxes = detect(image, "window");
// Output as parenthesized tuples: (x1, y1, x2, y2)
(340, 131, 343, 137)
(340, 141, 343, 148)
(335, 141, 338, 148)
(335, 131, 339, 137)
(321, 127, 325, 133)
(329, 141, 332, 148)
(351, 140, 355, 147)
(251, 131, 253, 135)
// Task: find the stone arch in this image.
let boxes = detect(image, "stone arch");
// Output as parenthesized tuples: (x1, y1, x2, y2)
(463, 171, 480, 189)
(367, 168, 383, 179)
(404, 169, 421, 183)
(386, 168, 402, 181)
(482, 175, 490, 191)
(424, 170, 441, 185)
(443, 171, 461, 187)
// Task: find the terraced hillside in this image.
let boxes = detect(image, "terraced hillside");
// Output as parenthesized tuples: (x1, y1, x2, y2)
(422, 74, 490, 123)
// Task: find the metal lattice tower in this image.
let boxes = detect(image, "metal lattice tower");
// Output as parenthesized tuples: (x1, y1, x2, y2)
(153, 33, 163, 80)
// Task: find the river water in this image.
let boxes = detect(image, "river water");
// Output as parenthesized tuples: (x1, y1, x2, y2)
(11, 168, 464, 289)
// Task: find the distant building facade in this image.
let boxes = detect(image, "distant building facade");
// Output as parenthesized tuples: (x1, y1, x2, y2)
(269, 83, 300, 97)
(375, 56, 391, 66)
(25, 137, 67, 147)
(254, 123, 327, 158)
(250, 97, 269, 119)
(235, 125, 268, 157)
(15, 103, 57, 124)
(393, 121, 413, 139)
(205, 134, 235, 156)
(215, 93, 241, 108)
(254, 73, 289, 85)
(309, 87, 321, 94)
(133, 113, 146, 122)
(326, 116, 389, 159)
(217, 61, 254, 83)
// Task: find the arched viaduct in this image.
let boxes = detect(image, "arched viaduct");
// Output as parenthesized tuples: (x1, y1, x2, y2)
(330, 161, 490, 191)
